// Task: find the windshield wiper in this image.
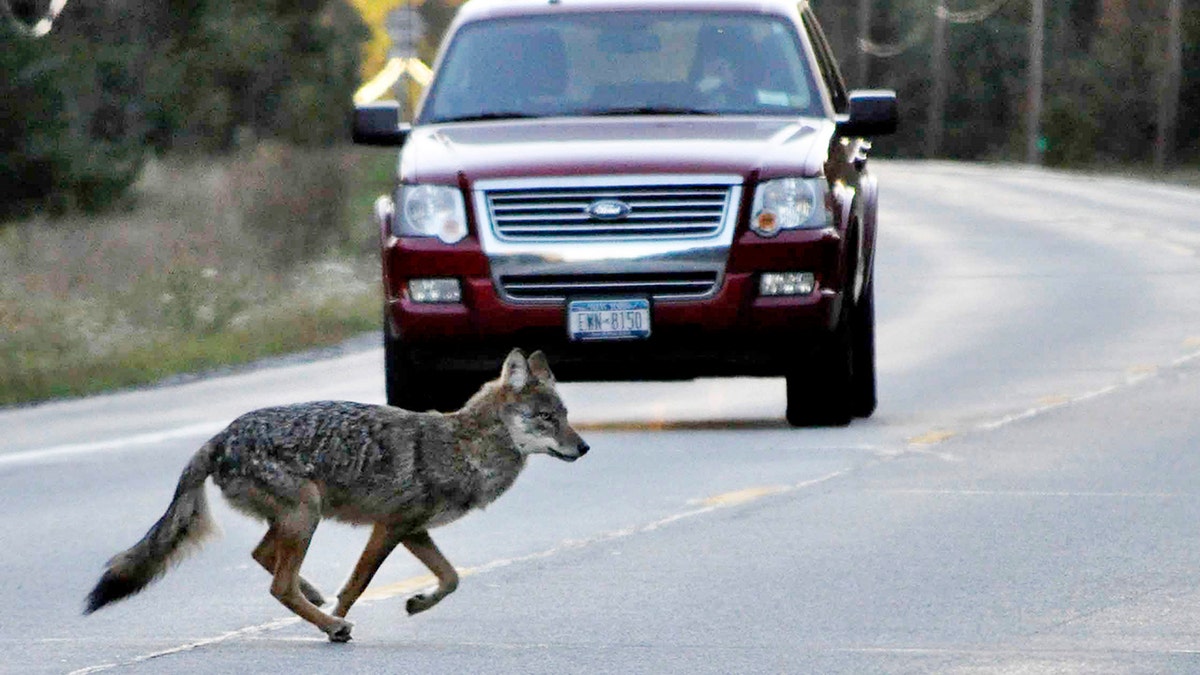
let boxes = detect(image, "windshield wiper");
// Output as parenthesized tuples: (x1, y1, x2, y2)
(432, 112, 541, 123)
(582, 105, 718, 117)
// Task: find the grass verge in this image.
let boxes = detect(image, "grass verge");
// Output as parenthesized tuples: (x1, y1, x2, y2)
(1, 145, 395, 407)
(1, 291, 379, 405)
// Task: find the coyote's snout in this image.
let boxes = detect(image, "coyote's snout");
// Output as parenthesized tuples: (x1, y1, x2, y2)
(84, 349, 587, 642)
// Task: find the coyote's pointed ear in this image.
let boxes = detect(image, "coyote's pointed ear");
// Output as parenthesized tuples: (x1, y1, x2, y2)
(528, 350, 556, 384)
(500, 348, 530, 391)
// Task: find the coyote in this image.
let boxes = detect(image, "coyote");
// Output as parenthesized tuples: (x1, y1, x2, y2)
(84, 349, 588, 642)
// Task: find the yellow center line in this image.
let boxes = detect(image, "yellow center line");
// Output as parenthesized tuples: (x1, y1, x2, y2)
(359, 574, 439, 602)
(574, 418, 790, 432)
(700, 485, 790, 507)
(361, 473, 847, 605)
(907, 430, 957, 446)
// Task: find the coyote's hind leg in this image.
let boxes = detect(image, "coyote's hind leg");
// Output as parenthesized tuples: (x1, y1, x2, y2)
(401, 531, 459, 616)
(267, 482, 353, 642)
(252, 525, 326, 606)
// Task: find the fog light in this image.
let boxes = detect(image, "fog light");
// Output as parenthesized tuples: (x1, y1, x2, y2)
(408, 278, 462, 303)
(760, 272, 815, 297)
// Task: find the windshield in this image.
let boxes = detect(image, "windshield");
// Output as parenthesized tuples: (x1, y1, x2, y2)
(420, 11, 823, 124)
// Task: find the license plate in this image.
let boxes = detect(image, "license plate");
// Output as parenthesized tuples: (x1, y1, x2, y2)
(568, 299, 651, 341)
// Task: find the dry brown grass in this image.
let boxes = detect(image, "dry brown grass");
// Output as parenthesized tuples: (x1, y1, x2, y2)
(0, 144, 393, 405)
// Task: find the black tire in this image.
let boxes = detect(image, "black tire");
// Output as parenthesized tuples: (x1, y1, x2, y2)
(384, 329, 426, 411)
(785, 283, 876, 426)
(435, 376, 484, 412)
(786, 222, 864, 427)
(785, 319, 855, 427)
(850, 277, 878, 418)
(786, 219, 877, 427)
(383, 329, 476, 413)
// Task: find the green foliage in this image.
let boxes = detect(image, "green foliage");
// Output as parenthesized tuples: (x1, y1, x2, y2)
(145, 0, 369, 153)
(0, 0, 369, 218)
(813, 0, 1200, 167)
(0, 33, 142, 217)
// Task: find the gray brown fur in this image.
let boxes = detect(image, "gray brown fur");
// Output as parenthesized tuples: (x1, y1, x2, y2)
(84, 349, 588, 642)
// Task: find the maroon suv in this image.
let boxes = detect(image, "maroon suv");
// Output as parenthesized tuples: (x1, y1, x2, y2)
(353, 0, 897, 426)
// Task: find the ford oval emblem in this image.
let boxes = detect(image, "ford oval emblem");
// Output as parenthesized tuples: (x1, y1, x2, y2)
(585, 199, 632, 220)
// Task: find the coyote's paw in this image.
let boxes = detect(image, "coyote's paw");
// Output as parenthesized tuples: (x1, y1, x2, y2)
(406, 593, 438, 616)
(323, 618, 354, 643)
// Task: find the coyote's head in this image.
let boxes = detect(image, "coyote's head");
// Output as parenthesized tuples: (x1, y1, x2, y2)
(488, 349, 589, 462)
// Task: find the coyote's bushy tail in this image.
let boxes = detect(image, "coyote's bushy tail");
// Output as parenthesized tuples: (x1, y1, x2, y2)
(84, 443, 219, 614)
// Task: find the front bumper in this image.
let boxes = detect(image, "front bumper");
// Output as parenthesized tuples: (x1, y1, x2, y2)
(382, 228, 846, 381)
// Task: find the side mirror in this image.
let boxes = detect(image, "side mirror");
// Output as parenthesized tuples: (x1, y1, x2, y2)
(352, 101, 411, 147)
(836, 90, 898, 137)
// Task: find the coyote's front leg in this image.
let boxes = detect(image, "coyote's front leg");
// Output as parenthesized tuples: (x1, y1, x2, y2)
(333, 522, 405, 618)
(401, 531, 459, 615)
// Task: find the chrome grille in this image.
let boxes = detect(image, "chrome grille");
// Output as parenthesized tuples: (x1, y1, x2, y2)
(486, 184, 732, 240)
(500, 272, 719, 301)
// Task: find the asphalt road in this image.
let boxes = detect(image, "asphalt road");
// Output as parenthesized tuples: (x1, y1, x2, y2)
(3, 161, 1200, 674)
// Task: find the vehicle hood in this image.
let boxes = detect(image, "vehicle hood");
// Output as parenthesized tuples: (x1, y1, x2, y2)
(399, 116, 832, 185)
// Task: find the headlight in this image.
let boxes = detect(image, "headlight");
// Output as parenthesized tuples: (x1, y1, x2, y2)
(750, 178, 828, 237)
(394, 184, 468, 244)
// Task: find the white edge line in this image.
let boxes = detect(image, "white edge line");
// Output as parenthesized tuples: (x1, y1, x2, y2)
(975, 383, 1121, 432)
(971, 355, 1196, 435)
(68, 618, 300, 674)
(466, 470, 848, 575)
(877, 489, 1184, 499)
(53, 348, 1200, 668)
(0, 422, 226, 468)
(67, 468, 850, 673)
(1171, 349, 1200, 368)
(830, 646, 1200, 657)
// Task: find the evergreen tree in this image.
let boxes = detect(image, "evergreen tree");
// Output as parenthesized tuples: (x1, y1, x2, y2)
(1, 0, 368, 218)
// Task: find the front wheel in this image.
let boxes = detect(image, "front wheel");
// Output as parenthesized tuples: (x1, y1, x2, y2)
(785, 274, 878, 427)
(785, 320, 855, 428)
(850, 278, 877, 418)
(384, 330, 477, 413)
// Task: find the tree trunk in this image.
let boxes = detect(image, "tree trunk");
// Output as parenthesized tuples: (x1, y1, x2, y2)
(1026, 0, 1044, 165)
(857, 0, 872, 86)
(925, 0, 947, 158)
(1154, 0, 1182, 170)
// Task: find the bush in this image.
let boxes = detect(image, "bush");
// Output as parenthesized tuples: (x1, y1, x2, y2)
(0, 34, 145, 218)
(0, 0, 368, 219)
(230, 143, 359, 269)
(0, 146, 394, 405)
